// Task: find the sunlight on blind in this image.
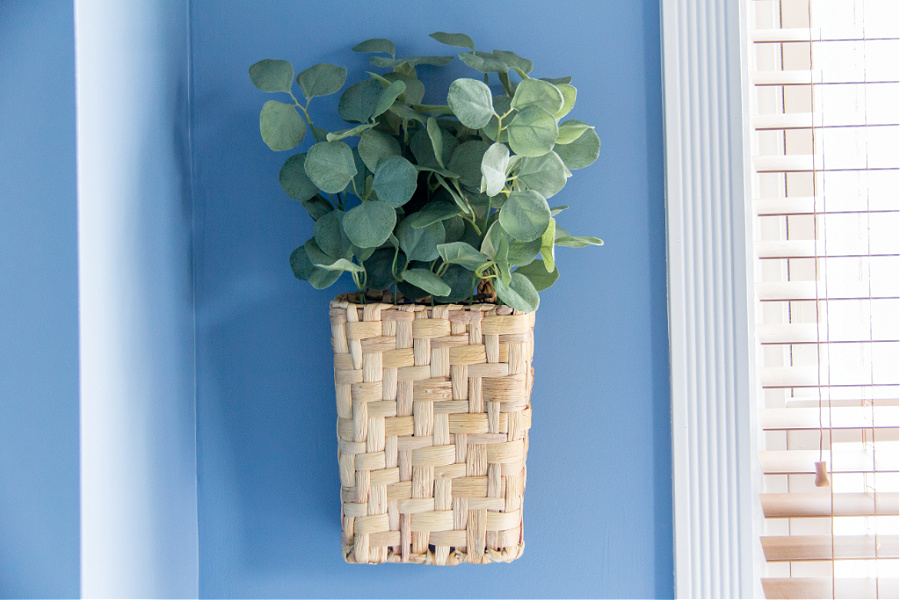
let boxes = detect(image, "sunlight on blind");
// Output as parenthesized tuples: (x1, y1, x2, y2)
(747, 0, 900, 598)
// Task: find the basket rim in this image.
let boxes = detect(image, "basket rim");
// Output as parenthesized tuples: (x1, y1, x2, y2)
(331, 292, 535, 315)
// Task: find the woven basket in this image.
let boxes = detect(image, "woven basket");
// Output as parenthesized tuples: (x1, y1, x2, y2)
(329, 295, 535, 565)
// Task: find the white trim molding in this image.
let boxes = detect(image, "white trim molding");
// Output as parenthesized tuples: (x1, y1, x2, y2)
(661, 0, 761, 598)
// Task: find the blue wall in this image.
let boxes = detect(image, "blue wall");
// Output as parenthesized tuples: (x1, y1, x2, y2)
(0, 2, 81, 597)
(75, 0, 198, 597)
(190, 1, 672, 597)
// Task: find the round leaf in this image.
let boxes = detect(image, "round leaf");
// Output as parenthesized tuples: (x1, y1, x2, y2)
(304, 141, 357, 193)
(384, 72, 425, 105)
(405, 202, 459, 228)
(300, 195, 333, 221)
(343, 200, 397, 248)
(358, 129, 401, 172)
(279, 153, 318, 202)
(289, 245, 311, 281)
(447, 78, 494, 129)
(492, 50, 533, 75)
(555, 84, 577, 118)
(448, 140, 490, 188)
(338, 79, 383, 123)
(434, 264, 477, 303)
(506, 105, 558, 157)
(499, 190, 551, 242)
(515, 261, 559, 292)
(515, 152, 568, 199)
(458, 52, 506, 74)
(554, 119, 601, 169)
(313, 210, 351, 258)
(373, 155, 418, 207)
(426, 117, 444, 167)
(480, 142, 510, 197)
(511, 79, 564, 115)
(494, 272, 540, 313)
(556, 122, 592, 145)
(363, 248, 404, 290)
(401, 268, 451, 297)
(259, 100, 307, 151)
(352, 38, 395, 56)
(398, 219, 445, 262)
(249, 59, 294, 93)
(429, 31, 475, 51)
(297, 63, 347, 100)
(437, 242, 489, 271)
(372, 80, 406, 118)
(308, 265, 342, 290)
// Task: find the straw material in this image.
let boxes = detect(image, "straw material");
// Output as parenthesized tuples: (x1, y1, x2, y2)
(329, 295, 535, 565)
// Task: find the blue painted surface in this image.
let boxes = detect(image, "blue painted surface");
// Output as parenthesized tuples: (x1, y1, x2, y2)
(0, 1, 81, 597)
(191, 1, 672, 597)
(75, 0, 198, 597)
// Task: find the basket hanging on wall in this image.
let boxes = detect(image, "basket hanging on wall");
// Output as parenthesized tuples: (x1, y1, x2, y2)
(330, 296, 534, 565)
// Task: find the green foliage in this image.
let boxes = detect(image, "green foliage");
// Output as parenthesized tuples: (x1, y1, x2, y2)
(251, 33, 604, 310)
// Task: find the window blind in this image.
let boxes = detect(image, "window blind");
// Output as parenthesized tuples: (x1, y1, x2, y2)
(747, 1, 900, 598)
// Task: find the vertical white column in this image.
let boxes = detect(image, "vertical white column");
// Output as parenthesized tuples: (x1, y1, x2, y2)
(661, 0, 760, 597)
(75, 1, 198, 597)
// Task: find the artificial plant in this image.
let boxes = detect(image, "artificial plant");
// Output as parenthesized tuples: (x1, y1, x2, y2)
(250, 32, 602, 312)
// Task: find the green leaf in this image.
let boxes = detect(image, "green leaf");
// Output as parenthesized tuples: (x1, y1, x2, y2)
(296, 63, 347, 100)
(352, 38, 395, 56)
(338, 78, 383, 123)
(372, 80, 406, 118)
(388, 103, 426, 124)
(383, 72, 425, 105)
(494, 272, 540, 313)
(447, 140, 490, 188)
(499, 190, 551, 242)
(550, 205, 568, 216)
(437, 242, 490, 271)
(259, 100, 307, 151)
(516, 260, 559, 292)
(358, 129, 401, 172)
(369, 56, 404, 68)
(556, 122, 592, 145)
(304, 140, 357, 193)
(458, 51, 506, 73)
(481, 142, 510, 197)
(435, 264, 477, 303)
(515, 151, 568, 199)
(447, 78, 494, 129)
(401, 268, 451, 297)
(363, 247, 404, 290)
(492, 50, 533, 75)
(313, 210, 351, 259)
(352, 244, 376, 262)
(506, 105, 558, 157)
(555, 233, 604, 248)
(289, 245, 311, 281)
(350, 148, 368, 197)
(317, 257, 364, 273)
(309, 267, 342, 289)
(279, 153, 318, 202)
(429, 31, 475, 51)
(405, 202, 459, 228)
(405, 56, 454, 67)
(426, 117, 444, 167)
(540, 76, 572, 85)
(372, 155, 418, 207)
(325, 122, 376, 141)
(410, 128, 458, 169)
(511, 79, 565, 115)
(398, 219, 444, 262)
(555, 83, 577, 119)
(343, 200, 397, 248)
(301, 195, 334, 221)
(554, 119, 601, 169)
(481, 222, 539, 267)
(249, 59, 294, 93)
(540, 218, 555, 271)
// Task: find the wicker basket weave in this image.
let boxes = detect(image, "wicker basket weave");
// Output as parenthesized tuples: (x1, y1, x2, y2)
(329, 295, 535, 565)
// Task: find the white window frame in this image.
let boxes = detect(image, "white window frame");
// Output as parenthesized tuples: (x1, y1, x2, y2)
(660, 0, 764, 597)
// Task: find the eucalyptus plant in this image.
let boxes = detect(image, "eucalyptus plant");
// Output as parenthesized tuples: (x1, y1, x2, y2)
(250, 32, 602, 312)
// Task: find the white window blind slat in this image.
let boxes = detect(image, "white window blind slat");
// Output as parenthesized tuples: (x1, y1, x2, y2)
(748, 1, 900, 597)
